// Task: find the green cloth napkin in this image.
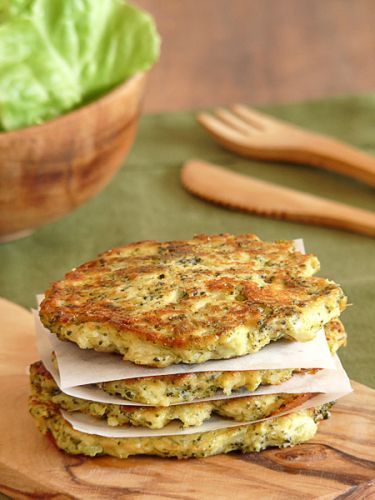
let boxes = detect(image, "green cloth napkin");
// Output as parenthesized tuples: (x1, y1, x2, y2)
(1, 94, 374, 388)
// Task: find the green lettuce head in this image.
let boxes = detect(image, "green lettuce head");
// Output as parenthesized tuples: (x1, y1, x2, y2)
(0, 0, 160, 131)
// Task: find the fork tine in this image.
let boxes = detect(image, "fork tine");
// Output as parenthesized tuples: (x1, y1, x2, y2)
(231, 104, 276, 130)
(213, 108, 253, 136)
(197, 112, 249, 144)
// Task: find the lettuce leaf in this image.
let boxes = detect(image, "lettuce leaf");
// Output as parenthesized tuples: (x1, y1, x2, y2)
(0, 0, 160, 131)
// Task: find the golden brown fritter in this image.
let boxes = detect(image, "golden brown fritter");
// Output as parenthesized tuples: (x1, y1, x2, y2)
(325, 317, 347, 354)
(40, 234, 346, 367)
(47, 317, 345, 406)
(30, 361, 313, 429)
(29, 397, 333, 459)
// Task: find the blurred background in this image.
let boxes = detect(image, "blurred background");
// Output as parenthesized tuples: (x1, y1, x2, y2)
(137, 0, 375, 112)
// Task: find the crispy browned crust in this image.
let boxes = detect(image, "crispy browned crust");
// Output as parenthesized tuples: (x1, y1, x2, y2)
(40, 234, 345, 357)
(325, 317, 347, 351)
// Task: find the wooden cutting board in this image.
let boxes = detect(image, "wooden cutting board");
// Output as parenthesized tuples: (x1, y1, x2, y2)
(0, 298, 374, 499)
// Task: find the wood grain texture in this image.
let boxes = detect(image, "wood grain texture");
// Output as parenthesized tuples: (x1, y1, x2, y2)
(181, 160, 375, 237)
(0, 298, 374, 499)
(136, 0, 375, 113)
(0, 73, 147, 240)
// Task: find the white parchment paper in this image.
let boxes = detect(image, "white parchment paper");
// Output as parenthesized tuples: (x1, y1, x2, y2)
(34, 310, 335, 391)
(35, 313, 349, 407)
(61, 357, 352, 437)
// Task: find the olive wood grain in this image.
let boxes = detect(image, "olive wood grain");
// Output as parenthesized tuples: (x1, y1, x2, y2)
(0, 298, 374, 498)
(0, 73, 147, 241)
(181, 160, 375, 238)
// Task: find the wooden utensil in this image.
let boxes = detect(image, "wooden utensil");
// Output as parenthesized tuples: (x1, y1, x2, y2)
(181, 160, 375, 237)
(0, 72, 147, 243)
(198, 105, 375, 187)
(1, 298, 374, 498)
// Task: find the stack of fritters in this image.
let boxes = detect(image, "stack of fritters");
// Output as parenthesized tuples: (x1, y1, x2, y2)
(29, 234, 347, 458)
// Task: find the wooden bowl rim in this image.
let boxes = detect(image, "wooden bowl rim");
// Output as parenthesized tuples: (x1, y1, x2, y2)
(0, 72, 147, 141)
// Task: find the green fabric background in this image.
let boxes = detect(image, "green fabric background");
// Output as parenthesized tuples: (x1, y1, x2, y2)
(1, 94, 374, 387)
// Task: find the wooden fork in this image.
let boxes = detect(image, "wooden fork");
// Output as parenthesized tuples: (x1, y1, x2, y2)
(197, 105, 375, 187)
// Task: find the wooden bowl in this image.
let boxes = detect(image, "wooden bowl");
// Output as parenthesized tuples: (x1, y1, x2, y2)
(0, 72, 147, 242)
